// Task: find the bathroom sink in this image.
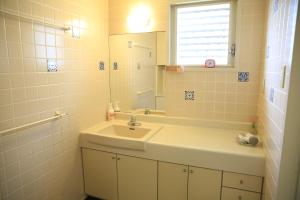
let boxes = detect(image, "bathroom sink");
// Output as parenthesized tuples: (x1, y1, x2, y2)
(97, 125, 151, 139)
(80, 121, 162, 151)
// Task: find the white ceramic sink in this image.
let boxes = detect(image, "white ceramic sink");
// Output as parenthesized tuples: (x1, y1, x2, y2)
(97, 125, 151, 139)
(80, 121, 162, 151)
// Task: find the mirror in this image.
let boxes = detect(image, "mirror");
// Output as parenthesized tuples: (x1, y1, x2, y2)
(109, 32, 167, 113)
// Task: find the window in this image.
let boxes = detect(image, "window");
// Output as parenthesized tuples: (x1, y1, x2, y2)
(171, 0, 236, 67)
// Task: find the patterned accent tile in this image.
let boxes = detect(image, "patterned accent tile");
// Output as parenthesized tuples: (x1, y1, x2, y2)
(238, 72, 249, 82)
(185, 90, 194, 100)
(113, 62, 118, 70)
(99, 61, 105, 70)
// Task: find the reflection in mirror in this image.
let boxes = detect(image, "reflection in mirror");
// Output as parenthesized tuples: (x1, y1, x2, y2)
(109, 32, 167, 113)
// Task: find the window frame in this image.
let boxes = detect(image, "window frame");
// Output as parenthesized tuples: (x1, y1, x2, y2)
(170, 0, 237, 68)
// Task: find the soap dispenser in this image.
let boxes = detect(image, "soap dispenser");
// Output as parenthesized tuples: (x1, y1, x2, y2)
(107, 103, 115, 121)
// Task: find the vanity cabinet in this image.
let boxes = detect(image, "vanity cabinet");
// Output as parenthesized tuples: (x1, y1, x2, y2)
(82, 148, 263, 200)
(82, 149, 157, 200)
(117, 154, 157, 200)
(82, 149, 118, 200)
(157, 162, 222, 200)
(158, 162, 188, 200)
(188, 166, 222, 200)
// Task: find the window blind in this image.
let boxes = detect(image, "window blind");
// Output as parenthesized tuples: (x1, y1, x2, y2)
(176, 2, 231, 65)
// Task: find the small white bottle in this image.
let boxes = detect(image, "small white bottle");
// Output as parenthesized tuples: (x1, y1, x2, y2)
(107, 103, 115, 121)
(113, 101, 120, 112)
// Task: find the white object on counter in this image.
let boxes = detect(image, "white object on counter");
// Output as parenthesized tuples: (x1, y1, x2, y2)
(238, 133, 260, 146)
(107, 103, 115, 121)
(113, 101, 120, 112)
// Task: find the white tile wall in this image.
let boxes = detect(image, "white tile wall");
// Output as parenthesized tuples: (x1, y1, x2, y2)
(165, 0, 266, 122)
(257, 0, 298, 199)
(0, 0, 109, 199)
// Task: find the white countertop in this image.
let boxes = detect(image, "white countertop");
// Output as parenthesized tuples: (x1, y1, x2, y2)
(80, 120, 265, 176)
(150, 125, 263, 157)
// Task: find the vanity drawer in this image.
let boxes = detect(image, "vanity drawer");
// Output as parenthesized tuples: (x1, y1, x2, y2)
(222, 172, 262, 192)
(222, 187, 261, 200)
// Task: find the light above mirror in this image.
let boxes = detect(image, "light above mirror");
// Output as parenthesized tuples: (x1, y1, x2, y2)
(127, 5, 154, 33)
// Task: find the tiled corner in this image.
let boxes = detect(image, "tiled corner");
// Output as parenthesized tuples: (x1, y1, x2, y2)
(257, 0, 297, 199)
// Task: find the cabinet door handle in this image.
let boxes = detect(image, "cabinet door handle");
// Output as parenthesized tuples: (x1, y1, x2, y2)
(112, 156, 116, 159)
(240, 180, 244, 184)
(238, 195, 242, 200)
(190, 170, 194, 173)
(117, 157, 120, 160)
(183, 169, 187, 173)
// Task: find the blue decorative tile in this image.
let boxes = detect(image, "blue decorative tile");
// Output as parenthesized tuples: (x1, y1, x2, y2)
(238, 72, 249, 82)
(113, 62, 118, 70)
(185, 90, 194, 100)
(99, 61, 105, 70)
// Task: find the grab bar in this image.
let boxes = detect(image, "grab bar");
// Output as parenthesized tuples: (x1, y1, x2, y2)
(0, 111, 67, 137)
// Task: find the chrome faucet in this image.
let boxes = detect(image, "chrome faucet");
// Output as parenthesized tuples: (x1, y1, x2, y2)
(128, 115, 141, 128)
(144, 108, 151, 115)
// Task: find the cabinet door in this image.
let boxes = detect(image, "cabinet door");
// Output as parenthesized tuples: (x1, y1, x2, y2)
(117, 155, 157, 200)
(82, 148, 118, 200)
(188, 166, 222, 200)
(158, 162, 188, 200)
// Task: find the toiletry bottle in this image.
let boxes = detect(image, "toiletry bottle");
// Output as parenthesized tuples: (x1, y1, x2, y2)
(107, 103, 115, 121)
(114, 101, 120, 112)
